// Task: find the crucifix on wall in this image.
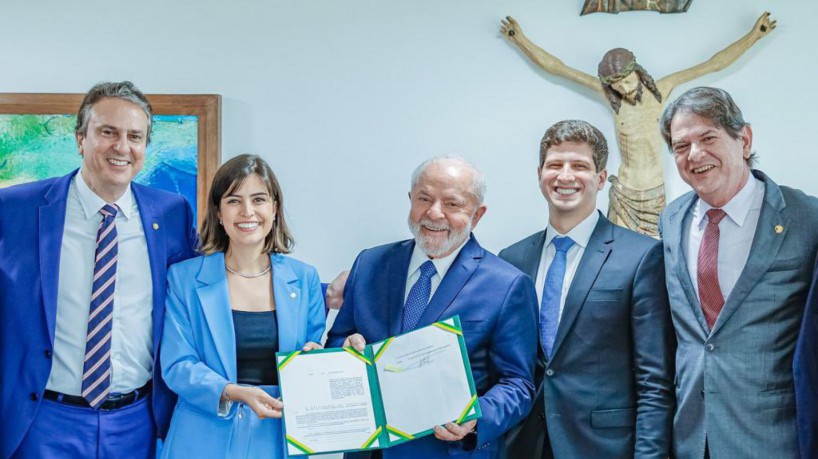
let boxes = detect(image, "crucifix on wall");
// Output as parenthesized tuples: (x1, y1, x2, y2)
(500, 12, 775, 236)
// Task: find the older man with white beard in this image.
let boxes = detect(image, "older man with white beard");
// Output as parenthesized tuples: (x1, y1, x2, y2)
(327, 156, 538, 459)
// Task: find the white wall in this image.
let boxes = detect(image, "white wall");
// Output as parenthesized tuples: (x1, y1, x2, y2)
(2, 0, 816, 279)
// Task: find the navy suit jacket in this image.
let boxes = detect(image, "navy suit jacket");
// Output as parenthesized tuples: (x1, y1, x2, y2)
(327, 235, 538, 459)
(796, 255, 818, 459)
(0, 170, 197, 459)
(500, 213, 674, 459)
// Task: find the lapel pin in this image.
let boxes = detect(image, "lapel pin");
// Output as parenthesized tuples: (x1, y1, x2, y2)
(290, 292, 297, 299)
(775, 225, 784, 234)
(152, 223, 159, 230)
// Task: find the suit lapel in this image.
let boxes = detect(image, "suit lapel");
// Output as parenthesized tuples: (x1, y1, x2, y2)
(665, 194, 710, 333)
(39, 172, 75, 344)
(388, 241, 414, 336)
(132, 185, 168, 348)
(521, 232, 546, 279)
(523, 232, 547, 367)
(196, 253, 236, 381)
(417, 236, 482, 327)
(712, 172, 788, 335)
(550, 218, 612, 359)
(271, 254, 301, 352)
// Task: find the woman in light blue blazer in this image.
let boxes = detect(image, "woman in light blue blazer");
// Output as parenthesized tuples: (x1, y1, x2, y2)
(161, 154, 325, 458)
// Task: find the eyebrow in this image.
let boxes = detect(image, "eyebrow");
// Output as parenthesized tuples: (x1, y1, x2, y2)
(97, 124, 145, 135)
(224, 191, 270, 198)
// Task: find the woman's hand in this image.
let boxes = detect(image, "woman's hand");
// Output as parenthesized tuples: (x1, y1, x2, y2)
(224, 384, 283, 419)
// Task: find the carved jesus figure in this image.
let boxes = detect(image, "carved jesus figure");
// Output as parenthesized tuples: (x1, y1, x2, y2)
(501, 12, 775, 236)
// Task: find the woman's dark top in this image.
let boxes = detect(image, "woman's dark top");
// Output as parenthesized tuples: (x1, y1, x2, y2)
(232, 310, 279, 385)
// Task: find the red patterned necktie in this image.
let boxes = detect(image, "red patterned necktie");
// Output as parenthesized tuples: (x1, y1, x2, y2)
(698, 208, 727, 330)
(82, 204, 118, 408)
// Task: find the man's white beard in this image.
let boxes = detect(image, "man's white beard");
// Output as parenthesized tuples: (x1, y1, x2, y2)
(408, 217, 472, 258)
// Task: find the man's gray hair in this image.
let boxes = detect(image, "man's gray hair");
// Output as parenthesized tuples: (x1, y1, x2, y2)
(410, 156, 487, 205)
(660, 86, 756, 167)
(75, 81, 153, 143)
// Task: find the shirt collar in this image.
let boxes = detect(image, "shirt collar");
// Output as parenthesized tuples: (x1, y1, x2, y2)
(407, 236, 469, 280)
(75, 169, 133, 220)
(545, 210, 599, 249)
(693, 173, 760, 229)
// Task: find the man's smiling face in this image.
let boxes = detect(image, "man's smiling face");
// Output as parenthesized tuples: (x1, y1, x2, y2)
(76, 97, 148, 202)
(539, 140, 606, 224)
(670, 111, 752, 208)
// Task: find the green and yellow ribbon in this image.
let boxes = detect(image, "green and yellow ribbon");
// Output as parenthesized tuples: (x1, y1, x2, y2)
(373, 338, 394, 362)
(277, 351, 301, 371)
(433, 321, 462, 336)
(386, 425, 414, 441)
(456, 394, 479, 423)
(285, 434, 315, 454)
(343, 347, 372, 365)
(360, 426, 383, 449)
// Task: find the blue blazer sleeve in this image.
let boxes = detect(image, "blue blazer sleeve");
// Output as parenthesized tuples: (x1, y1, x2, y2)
(305, 266, 328, 345)
(474, 273, 538, 446)
(161, 263, 231, 416)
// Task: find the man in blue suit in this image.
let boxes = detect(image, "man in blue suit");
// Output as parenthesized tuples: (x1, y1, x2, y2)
(0, 81, 197, 458)
(659, 87, 818, 459)
(500, 119, 674, 459)
(327, 156, 538, 458)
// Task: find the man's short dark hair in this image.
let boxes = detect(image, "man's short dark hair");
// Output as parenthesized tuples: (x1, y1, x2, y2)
(540, 119, 609, 172)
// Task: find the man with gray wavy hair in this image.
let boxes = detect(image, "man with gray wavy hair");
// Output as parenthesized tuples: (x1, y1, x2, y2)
(659, 86, 818, 458)
(328, 156, 538, 458)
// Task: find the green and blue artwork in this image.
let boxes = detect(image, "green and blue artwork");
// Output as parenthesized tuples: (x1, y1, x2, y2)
(0, 113, 199, 220)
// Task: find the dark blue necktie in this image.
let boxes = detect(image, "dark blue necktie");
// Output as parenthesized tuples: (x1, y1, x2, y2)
(540, 236, 574, 357)
(401, 260, 437, 333)
(82, 204, 119, 408)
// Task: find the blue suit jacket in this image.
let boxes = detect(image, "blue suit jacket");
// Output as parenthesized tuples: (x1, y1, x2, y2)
(796, 256, 818, 459)
(160, 252, 326, 458)
(0, 170, 197, 459)
(500, 213, 674, 459)
(327, 235, 538, 459)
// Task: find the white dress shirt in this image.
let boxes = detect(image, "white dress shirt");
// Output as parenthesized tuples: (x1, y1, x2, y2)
(46, 171, 154, 395)
(685, 174, 764, 302)
(404, 239, 468, 303)
(535, 211, 599, 321)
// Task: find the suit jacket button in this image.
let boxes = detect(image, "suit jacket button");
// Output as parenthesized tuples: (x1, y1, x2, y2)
(545, 369, 555, 376)
(44, 350, 52, 358)
(29, 393, 38, 401)
(538, 411, 545, 420)
(706, 343, 715, 352)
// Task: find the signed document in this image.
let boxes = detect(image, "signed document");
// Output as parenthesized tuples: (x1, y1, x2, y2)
(277, 316, 480, 456)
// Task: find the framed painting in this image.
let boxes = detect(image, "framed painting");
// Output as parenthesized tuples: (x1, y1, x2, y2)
(0, 93, 221, 225)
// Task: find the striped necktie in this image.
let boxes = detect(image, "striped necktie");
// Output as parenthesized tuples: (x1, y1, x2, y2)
(82, 204, 119, 408)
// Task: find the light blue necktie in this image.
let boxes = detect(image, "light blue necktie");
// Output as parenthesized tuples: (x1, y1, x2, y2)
(401, 260, 437, 333)
(541, 236, 574, 357)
